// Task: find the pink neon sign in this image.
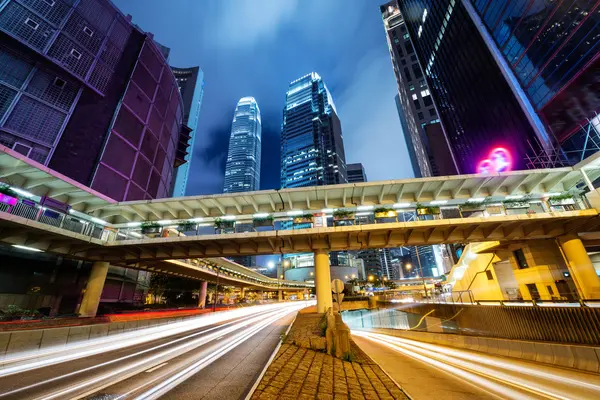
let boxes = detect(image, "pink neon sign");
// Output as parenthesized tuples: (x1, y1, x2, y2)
(477, 147, 512, 174)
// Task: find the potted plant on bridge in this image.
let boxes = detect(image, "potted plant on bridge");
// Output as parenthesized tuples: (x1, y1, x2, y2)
(502, 197, 531, 210)
(293, 213, 314, 225)
(176, 220, 198, 233)
(374, 207, 398, 222)
(253, 215, 274, 228)
(214, 218, 235, 232)
(416, 203, 440, 216)
(141, 222, 161, 236)
(333, 209, 355, 221)
(548, 193, 575, 206)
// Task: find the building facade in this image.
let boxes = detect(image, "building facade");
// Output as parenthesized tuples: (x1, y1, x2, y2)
(395, 94, 421, 177)
(224, 97, 261, 193)
(170, 66, 204, 197)
(0, 0, 189, 202)
(381, 2, 442, 177)
(346, 163, 367, 183)
(466, 0, 600, 167)
(396, 0, 547, 173)
(281, 72, 346, 188)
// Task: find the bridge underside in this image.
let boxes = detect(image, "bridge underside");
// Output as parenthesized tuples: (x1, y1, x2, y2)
(2, 210, 599, 264)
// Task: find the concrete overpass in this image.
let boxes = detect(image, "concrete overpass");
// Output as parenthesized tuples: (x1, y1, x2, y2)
(3, 146, 600, 313)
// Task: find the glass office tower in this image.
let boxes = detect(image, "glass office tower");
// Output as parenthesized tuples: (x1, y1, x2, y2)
(397, 0, 547, 173)
(223, 97, 262, 193)
(171, 66, 204, 197)
(467, 0, 600, 166)
(281, 72, 347, 188)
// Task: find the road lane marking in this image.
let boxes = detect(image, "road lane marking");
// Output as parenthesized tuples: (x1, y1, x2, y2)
(145, 363, 168, 373)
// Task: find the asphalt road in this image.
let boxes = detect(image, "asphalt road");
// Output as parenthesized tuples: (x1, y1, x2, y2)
(353, 331, 600, 400)
(0, 302, 308, 400)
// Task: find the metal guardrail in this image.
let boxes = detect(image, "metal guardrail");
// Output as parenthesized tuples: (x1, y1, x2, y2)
(380, 302, 600, 345)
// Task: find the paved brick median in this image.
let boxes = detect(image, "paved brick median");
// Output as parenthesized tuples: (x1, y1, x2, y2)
(251, 343, 409, 400)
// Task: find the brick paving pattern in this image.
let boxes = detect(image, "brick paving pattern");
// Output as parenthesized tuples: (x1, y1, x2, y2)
(251, 309, 409, 400)
(251, 344, 408, 400)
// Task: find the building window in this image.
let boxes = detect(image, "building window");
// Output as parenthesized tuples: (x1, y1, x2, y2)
(547, 285, 554, 295)
(485, 270, 494, 280)
(419, 79, 426, 87)
(42, 0, 55, 6)
(526, 284, 540, 300)
(429, 108, 436, 117)
(421, 89, 430, 97)
(393, 37, 400, 44)
(401, 59, 406, 66)
(403, 33, 409, 40)
(24, 18, 39, 30)
(53, 77, 66, 89)
(412, 93, 418, 100)
(412, 64, 423, 78)
(83, 26, 94, 37)
(70, 49, 82, 59)
(409, 84, 415, 91)
(513, 249, 528, 269)
(423, 95, 433, 106)
(418, 112, 424, 120)
(411, 55, 417, 62)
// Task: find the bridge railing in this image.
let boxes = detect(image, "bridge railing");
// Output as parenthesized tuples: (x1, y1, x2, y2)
(0, 191, 591, 245)
(374, 301, 600, 345)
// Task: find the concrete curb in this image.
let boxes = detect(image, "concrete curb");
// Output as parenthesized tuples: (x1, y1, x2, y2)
(244, 311, 298, 400)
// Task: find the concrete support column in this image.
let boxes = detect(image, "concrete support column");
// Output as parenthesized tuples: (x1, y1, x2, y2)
(240, 287, 245, 300)
(297, 291, 304, 300)
(315, 250, 333, 313)
(198, 281, 208, 308)
(79, 261, 109, 317)
(558, 234, 600, 299)
(278, 290, 283, 301)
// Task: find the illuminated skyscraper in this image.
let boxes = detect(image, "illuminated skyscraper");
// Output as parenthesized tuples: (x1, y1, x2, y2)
(281, 72, 346, 188)
(224, 97, 262, 193)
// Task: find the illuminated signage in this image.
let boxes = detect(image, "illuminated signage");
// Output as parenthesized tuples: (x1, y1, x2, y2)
(477, 147, 512, 174)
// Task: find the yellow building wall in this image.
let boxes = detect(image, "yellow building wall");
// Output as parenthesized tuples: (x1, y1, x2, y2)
(448, 243, 505, 302)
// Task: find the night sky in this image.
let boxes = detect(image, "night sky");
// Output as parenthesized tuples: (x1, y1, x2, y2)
(112, 0, 414, 196)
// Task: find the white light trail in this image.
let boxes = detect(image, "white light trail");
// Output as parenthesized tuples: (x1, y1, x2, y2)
(22, 303, 311, 400)
(0, 303, 298, 377)
(353, 331, 600, 399)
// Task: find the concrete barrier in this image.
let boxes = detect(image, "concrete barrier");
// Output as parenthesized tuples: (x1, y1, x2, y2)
(40, 327, 70, 349)
(0, 312, 217, 360)
(359, 328, 600, 373)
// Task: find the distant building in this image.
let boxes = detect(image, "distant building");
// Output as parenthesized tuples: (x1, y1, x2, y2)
(281, 72, 346, 188)
(0, 0, 190, 201)
(347, 163, 367, 183)
(280, 72, 348, 270)
(170, 66, 205, 197)
(224, 97, 262, 193)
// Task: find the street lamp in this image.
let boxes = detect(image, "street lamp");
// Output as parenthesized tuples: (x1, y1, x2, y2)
(368, 275, 374, 281)
(267, 261, 275, 269)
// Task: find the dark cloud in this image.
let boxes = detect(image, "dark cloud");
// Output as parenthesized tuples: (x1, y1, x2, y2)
(112, 0, 414, 196)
